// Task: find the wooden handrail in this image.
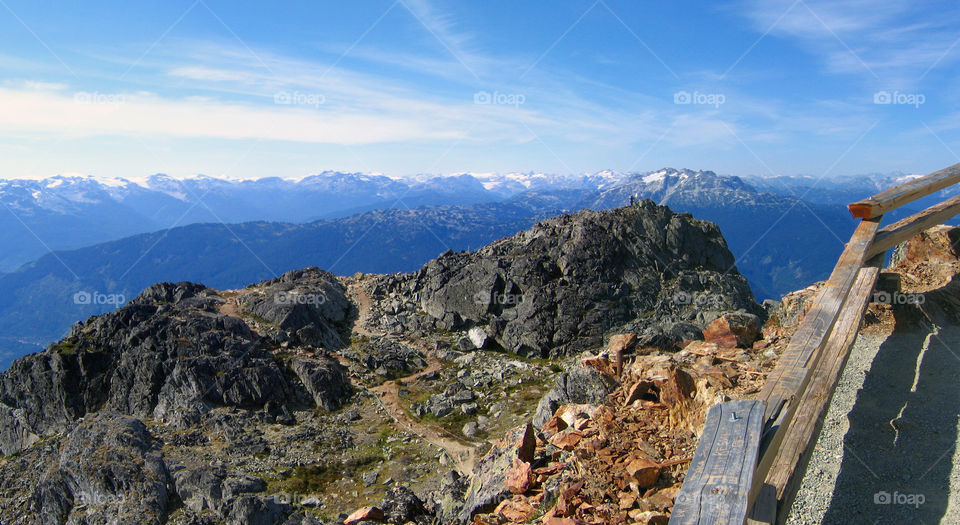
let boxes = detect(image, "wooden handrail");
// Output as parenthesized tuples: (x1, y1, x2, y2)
(671, 163, 960, 524)
(848, 162, 960, 219)
(869, 194, 960, 257)
(749, 264, 880, 524)
(671, 400, 766, 524)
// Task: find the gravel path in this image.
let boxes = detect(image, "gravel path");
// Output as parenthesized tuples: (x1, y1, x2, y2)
(787, 307, 960, 524)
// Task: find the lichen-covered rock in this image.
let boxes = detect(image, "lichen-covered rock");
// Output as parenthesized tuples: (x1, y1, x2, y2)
(381, 486, 429, 524)
(0, 280, 354, 455)
(224, 494, 289, 525)
(429, 469, 469, 523)
(533, 363, 618, 428)
(351, 338, 426, 378)
(30, 414, 170, 525)
(288, 356, 352, 411)
(172, 466, 269, 515)
(636, 321, 703, 351)
(0, 403, 37, 456)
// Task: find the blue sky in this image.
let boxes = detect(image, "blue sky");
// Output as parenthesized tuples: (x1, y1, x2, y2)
(0, 0, 958, 180)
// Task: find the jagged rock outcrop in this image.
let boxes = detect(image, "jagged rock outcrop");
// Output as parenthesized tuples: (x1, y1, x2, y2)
(371, 201, 760, 357)
(380, 486, 429, 524)
(342, 338, 427, 379)
(237, 267, 352, 349)
(288, 356, 353, 411)
(455, 423, 536, 523)
(0, 280, 352, 455)
(31, 414, 170, 524)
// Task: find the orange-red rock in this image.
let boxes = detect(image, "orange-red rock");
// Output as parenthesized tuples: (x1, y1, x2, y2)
(541, 414, 568, 439)
(344, 506, 384, 524)
(607, 332, 637, 353)
(702, 312, 760, 348)
(549, 429, 583, 451)
(494, 496, 538, 522)
(543, 518, 579, 525)
(628, 510, 670, 524)
(506, 457, 535, 494)
(625, 457, 661, 488)
(624, 380, 655, 406)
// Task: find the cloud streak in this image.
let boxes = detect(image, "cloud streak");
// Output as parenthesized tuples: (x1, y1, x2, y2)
(739, 0, 960, 84)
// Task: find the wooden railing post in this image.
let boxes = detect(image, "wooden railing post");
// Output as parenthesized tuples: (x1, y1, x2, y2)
(669, 163, 960, 524)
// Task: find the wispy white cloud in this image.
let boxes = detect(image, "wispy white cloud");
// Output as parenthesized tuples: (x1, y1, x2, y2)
(398, 0, 481, 79)
(739, 0, 960, 85)
(0, 29, 879, 162)
(0, 1, 909, 178)
(4, 79, 68, 91)
(400, 0, 474, 51)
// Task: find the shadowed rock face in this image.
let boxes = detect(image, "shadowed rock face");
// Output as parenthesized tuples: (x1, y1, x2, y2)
(372, 201, 760, 357)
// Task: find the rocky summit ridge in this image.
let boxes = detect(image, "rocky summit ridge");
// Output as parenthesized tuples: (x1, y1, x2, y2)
(0, 201, 761, 524)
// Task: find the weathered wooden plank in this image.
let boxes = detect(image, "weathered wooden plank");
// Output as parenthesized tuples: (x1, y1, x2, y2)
(868, 194, 960, 257)
(671, 218, 880, 524)
(749, 265, 880, 524)
(759, 217, 881, 420)
(746, 484, 777, 525)
(745, 218, 880, 513)
(848, 162, 960, 219)
(670, 400, 766, 525)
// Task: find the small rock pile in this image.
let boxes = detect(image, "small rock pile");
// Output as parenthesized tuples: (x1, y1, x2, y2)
(458, 313, 783, 524)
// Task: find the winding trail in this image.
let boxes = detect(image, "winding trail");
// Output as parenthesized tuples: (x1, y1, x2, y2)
(347, 281, 480, 475)
(215, 283, 481, 474)
(371, 353, 479, 475)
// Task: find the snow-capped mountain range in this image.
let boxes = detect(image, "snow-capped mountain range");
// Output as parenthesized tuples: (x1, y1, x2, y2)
(0, 170, 633, 213)
(0, 167, 931, 274)
(2, 166, 920, 217)
(0, 166, 944, 368)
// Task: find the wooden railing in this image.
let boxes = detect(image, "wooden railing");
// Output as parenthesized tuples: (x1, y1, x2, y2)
(670, 162, 960, 525)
